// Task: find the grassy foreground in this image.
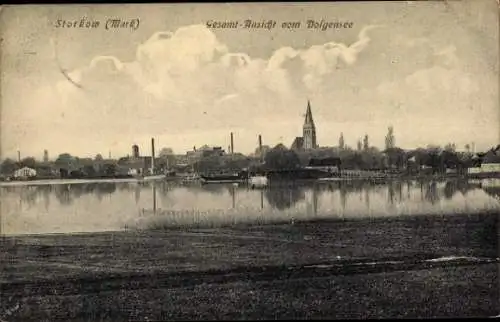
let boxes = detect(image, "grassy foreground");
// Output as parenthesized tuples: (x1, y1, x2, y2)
(1, 212, 498, 320)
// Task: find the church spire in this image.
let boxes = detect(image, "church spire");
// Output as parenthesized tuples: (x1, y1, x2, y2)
(304, 99, 314, 126)
(302, 99, 317, 149)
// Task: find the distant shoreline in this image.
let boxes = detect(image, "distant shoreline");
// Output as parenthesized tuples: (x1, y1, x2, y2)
(1, 173, 499, 188)
(0, 177, 143, 187)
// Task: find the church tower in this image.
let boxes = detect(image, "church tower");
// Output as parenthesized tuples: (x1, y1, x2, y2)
(303, 100, 317, 149)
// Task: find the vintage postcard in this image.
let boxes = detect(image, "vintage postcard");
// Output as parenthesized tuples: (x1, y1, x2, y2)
(0, 1, 499, 320)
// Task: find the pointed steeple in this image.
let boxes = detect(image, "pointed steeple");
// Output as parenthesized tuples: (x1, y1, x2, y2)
(304, 100, 315, 126)
(302, 99, 317, 149)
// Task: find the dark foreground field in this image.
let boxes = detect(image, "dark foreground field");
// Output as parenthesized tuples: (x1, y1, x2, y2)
(1, 212, 498, 320)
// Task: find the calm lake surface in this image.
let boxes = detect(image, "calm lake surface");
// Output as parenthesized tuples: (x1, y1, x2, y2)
(2, 179, 500, 235)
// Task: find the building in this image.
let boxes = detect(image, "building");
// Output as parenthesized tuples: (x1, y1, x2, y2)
(291, 137, 304, 150)
(174, 155, 189, 166)
(119, 156, 153, 176)
(116, 142, 162, 175)
(308, 157, 341, 168)
(291, 100, 317, 150)
(132, 145, 140, 158)
(35, 165, 59, 179)
(303, 100, 317, 149)
(13, 167, 37, 179)
(467, 146, 500, 175)
(186, 145, 225, 164)
(306, 157, 341, 173)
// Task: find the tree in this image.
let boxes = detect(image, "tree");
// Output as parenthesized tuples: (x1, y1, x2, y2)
(82, 165, 97, 177)
(342, 152, 364, 170)
(94, 154, 103, 161)
(20, 157, 36, 168)
(254, 145, 270, 158)
(56, 153, 73, 163)
(55, 153, 77, 170)
(194, 155, 221, 173)
(103, 164, 117, 176)
(444, 143, 456, 152)
(440, 149, 460, 171)
(0, 158, 18, 175)
(385, 126, 395, 150)
(464, 144, 471, 154)
(363, 134, 369, 151)
(264, 145, 301, 170)
(159, 148, 174, 157)
(385, 147, 406, 169)
(361, 147, 384, 170)
(338, 132, 345, 149)
(411, 146, 442, 173)
(158, 147, 176, 169)
(412, 148, 430, 167)
(356, 139, 362, 151)
(224, 154, 251, 170)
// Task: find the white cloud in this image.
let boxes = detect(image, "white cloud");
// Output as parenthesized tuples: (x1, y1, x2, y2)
(41, 23, 379, 138)
(136, 25, 227, 75)
(3, 21, 497, 158)
(267, 47, 299, 70)
(89, 56, 124, 71)
(370, 65, 493, 148)
(300, 25, 383, 91)
(376, 66, 480, 111)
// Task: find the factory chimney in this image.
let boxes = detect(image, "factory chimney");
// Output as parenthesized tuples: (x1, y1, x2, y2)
(151, 138, 156, 175)
(230, 132, 234, 154)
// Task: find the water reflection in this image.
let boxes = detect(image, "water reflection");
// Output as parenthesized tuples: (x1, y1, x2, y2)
(265, 185, 305, 211)
(1, 178, 500, 235)
(481, 179, 500, 200)
(424, 182, 438, 205)
(135, 185, 141, 204)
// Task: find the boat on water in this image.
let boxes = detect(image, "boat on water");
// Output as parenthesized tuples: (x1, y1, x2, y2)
(148, 170, 178, 182)
(200, 171, 247, 184)
(134, 137, 168, 182)
(200, 175, 245, 184)
(139, 174, 166, 181)
(174, 173, 202, 184)
(316, 176, 390, 184)
(249, 175, 268, 188)
(265, 168, 339, 181)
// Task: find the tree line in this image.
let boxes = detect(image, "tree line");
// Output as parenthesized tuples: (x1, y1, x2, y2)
(270, 146, 480, 174)
(0, 148, 179, 177)
(1, 128, 494, 177)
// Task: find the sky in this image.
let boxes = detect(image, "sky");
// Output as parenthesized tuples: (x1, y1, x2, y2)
(0, 1, 498, 160)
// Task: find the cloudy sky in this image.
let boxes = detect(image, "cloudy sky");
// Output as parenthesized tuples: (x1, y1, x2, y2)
(1, 1, 498, 160)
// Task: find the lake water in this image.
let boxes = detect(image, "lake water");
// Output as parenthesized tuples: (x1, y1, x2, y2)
(2, 179, 500, 235)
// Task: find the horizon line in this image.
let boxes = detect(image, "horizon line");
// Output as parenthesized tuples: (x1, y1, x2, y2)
(4, 142, 497, 162)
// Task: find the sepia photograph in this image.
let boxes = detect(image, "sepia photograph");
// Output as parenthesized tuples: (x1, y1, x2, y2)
(0, 1, 499, 320)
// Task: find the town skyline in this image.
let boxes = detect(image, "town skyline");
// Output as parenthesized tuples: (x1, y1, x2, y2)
(1, 98, 495, 161)
(1, 2, 498, 160)
(5, 105, 488, 163)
